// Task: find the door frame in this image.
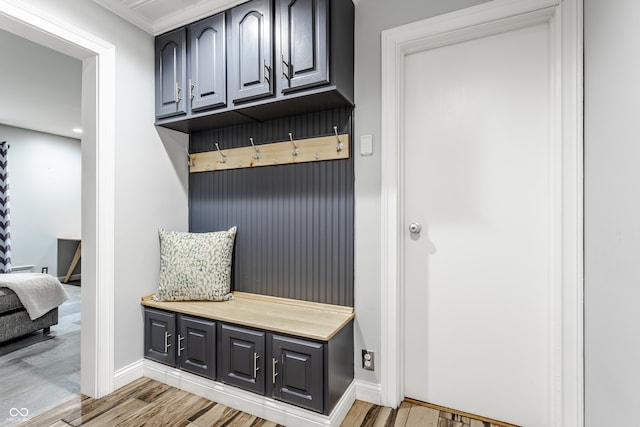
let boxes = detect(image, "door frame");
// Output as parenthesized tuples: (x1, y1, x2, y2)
(0, 0, 116, 398)
(379, 0, 583, 426)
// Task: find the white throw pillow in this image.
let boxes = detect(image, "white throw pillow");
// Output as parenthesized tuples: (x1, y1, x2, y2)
(154, 227, 237, 301)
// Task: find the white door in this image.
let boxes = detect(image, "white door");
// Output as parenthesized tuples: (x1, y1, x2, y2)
(403, 21, 552, 426)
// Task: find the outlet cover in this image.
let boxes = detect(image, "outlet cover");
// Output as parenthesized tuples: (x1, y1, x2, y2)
(362, 349, 375, 371)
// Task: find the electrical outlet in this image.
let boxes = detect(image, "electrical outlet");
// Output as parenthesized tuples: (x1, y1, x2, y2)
(362, 349, 375, 371)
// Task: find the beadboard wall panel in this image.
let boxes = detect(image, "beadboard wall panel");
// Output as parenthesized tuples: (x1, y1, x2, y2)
(189, 108, 354, 307)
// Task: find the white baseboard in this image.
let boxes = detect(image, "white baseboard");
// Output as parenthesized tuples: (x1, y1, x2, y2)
(113, 359, 144, 390)
(355, 380, 383, 406)
(142, 359, 356, 427)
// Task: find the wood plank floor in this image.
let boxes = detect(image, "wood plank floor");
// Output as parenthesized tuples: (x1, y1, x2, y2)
(12, 377, 517, 427)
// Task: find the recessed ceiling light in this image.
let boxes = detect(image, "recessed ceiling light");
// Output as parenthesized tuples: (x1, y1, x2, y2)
(72, 128, 83, 134)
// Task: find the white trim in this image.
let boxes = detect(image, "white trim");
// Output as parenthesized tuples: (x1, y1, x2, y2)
(114, 359, 145, 390)
(94, 40, 116, 399)
(0, 0, 116, 399)
(143, 360, 356, 427)
(355, 380, 383, 406)
(380, 0, 583, 426)
(93, 0, 246, 35)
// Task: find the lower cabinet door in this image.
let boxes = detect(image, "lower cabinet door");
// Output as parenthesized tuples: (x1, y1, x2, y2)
(178, 315, 216, 379)
(144, 308, 177, 367)
(219, 323, 266, 394)
(271, 334, 324, 413)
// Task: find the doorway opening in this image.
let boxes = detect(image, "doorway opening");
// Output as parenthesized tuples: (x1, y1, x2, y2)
(0, 0, 116, 403)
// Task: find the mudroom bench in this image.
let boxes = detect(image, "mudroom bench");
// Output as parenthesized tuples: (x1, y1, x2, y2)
(141, 292, 355, 419)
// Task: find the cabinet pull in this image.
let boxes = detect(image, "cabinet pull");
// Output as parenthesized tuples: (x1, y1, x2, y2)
(175, 81, 182, 104)
(164, 332, 172, 353)
(189, 79, 195, 101)
(253, 352, 260, 379)
(272, 358, 278, 384)
(177, 335, 185, 357)
(263, 60, 271, 84)
(281, 54, 290, 81)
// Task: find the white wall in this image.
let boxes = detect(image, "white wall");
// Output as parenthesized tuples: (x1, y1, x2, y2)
(584, 1, 640, 425)
(6, 0, 190, 372)
(352, 0, 491, 387)
(0, 124, 81, 275)
(0, 28, 82, 139)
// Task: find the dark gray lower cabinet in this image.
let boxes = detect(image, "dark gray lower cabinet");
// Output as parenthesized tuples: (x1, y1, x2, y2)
(269, 321, 353, 415)
(179, 315, 216, 378)
(271, 334, 324, 412)
(144, 307, 177, 367)
(218, 323, 266, 394)
(144, 307, 354, 415)
(144, 308, 216, 379)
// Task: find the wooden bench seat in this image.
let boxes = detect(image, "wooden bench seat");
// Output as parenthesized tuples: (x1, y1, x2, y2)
(141, 291, 354, 341)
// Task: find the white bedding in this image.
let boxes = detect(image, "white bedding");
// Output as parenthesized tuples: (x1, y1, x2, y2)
(0, 273, 69, 320)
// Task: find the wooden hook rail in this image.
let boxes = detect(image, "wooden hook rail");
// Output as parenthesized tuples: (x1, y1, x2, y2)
(188, 133, 350, 173)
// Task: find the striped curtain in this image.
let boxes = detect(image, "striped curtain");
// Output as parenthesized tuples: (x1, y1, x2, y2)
(0, 141, 11, 273)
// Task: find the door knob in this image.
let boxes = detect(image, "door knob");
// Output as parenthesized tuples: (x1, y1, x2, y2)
(409, 222, 422, 234)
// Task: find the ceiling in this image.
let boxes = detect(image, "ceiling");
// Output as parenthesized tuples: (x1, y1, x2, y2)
(93, 0, 247, 35)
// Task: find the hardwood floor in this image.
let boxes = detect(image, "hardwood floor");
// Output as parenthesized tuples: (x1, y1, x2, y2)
(12, 377, 517, 427)
(0, 284, 517, 427)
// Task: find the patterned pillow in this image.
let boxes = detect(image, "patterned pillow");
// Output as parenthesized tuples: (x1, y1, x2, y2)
(154, 227, 237, 301)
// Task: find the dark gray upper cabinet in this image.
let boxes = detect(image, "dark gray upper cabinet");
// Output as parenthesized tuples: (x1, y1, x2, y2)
(189, 14, 227, 112)
(229, 0, 274, 104)
(154, 0, 353, 132)
(155, 28, 187, 119)
(271, 334, 324, 412)
(178, 315, 216, 379)
(278, 0, 329, 93)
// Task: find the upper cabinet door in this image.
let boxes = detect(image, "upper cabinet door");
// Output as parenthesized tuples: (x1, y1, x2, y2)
(155, 28, 187, 118)
(189, 14, 227, 112)
(279, 0, 329, 93)
(229, 0, 274, 104)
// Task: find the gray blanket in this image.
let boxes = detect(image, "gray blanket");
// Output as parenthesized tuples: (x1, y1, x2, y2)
(0, 273, 69, 320)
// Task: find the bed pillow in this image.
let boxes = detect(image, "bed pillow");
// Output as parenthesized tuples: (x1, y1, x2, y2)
(154, 227, 237, 302)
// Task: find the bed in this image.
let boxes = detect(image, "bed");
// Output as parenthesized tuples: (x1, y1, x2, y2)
(0, 273, 69, 343)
